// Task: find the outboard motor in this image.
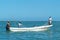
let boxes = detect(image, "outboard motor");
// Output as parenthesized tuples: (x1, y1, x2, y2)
(6, 21, 10, 31)
(48, 17, 52, 25)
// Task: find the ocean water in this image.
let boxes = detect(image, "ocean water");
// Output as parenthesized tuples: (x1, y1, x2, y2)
(0, 21, 60, 40)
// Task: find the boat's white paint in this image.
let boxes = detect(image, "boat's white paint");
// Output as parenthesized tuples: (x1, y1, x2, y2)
(10, 25, 53, 32)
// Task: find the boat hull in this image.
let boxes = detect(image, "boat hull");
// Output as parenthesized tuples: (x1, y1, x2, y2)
(10, 25, 53, 32)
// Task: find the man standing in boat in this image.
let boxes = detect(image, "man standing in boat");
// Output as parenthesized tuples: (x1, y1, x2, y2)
(6, 21, 10, 31)
(48, 16, 52, 25)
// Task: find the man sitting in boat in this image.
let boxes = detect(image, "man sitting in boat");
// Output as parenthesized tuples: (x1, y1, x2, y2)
(18, 21, 22, 27)
(6, 21, 10, 31)
(48, 16, 52, 25)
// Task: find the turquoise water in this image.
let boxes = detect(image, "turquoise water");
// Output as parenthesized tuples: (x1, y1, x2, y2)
(0, 21, 60, 40)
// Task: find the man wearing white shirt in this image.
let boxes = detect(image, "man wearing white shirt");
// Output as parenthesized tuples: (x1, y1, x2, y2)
(48, 16, 52, 25)
(18, 22, 22, 27)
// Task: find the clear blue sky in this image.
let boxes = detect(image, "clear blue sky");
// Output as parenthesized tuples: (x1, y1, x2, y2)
(0, 0, 60, 21)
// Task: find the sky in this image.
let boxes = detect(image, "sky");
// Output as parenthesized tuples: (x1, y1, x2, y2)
(0, 0, 60, 21)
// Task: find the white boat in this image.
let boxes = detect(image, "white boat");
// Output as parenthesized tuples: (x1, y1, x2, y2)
(10, 25, 53, 32)
(8, 17, 53, 32)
